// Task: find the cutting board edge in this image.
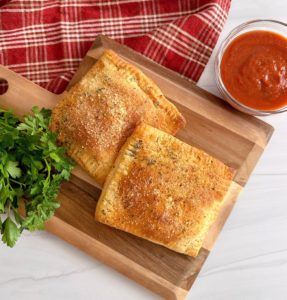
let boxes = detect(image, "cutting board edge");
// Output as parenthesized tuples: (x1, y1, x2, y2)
(45, 216, 190, 300)
(47, 179, 242, 299)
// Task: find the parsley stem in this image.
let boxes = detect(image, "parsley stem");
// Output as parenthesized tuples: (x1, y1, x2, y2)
(7, 202, 11, 217)
(44, 158, 51, 181)
(9, 178, 25, 186)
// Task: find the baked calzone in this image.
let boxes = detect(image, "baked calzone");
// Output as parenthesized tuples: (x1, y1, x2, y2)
(50, 50, 185, 186)
(95, 124, 234, 256)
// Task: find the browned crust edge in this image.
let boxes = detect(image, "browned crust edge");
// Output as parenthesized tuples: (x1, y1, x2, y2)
(103, 49, 186, 134)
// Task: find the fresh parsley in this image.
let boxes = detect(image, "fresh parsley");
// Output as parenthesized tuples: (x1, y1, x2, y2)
(0, 107, 74, 247)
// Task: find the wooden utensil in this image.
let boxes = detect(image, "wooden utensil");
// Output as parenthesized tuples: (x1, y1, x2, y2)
(0, 35, 273, 300)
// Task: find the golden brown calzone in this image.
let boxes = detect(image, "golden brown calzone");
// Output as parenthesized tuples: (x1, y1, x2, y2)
(50, 50, 185, 186)
(96, 124, 234, 256)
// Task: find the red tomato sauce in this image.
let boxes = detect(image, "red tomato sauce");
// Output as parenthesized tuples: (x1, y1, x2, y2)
(220, 30, 287, 111)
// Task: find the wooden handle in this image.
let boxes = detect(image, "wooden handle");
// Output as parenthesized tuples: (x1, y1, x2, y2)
(0, 64, 58, 116)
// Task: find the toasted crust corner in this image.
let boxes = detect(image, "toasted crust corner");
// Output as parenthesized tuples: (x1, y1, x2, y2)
(101, 49, 186, 134)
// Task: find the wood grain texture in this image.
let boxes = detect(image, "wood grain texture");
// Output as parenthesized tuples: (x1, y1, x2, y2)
(0, 36, 273, 299)
(0, 64, 58, 114)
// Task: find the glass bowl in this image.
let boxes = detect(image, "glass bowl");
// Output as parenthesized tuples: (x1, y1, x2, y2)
(215, 19, 287, 116)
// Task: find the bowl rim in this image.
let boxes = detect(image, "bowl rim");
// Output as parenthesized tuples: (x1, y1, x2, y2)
(215, 19, 287, 116)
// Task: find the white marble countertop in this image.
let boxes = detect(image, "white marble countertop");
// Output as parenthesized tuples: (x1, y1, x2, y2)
(1, 1, 287, 299)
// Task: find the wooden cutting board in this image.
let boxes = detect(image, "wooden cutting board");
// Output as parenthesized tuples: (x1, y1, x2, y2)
(0, 35, 274, 300)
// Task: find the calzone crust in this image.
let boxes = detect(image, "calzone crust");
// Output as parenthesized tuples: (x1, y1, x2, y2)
(95, 124, 234, 256)
(50, 50, 185, 186)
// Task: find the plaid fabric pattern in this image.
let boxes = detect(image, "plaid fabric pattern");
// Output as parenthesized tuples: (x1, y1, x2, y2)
(0, 0, 231, 94)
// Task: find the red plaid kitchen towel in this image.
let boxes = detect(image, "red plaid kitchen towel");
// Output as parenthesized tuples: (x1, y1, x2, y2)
(0, 0, 231, 94)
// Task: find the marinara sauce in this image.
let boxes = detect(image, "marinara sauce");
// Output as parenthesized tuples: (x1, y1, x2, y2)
(220, 30, 287, 111)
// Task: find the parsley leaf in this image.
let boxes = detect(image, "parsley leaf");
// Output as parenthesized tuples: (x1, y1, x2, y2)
(1, 217, 20, 248)
(5, 161, 22, 179)
(0, 107, 74, 247)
